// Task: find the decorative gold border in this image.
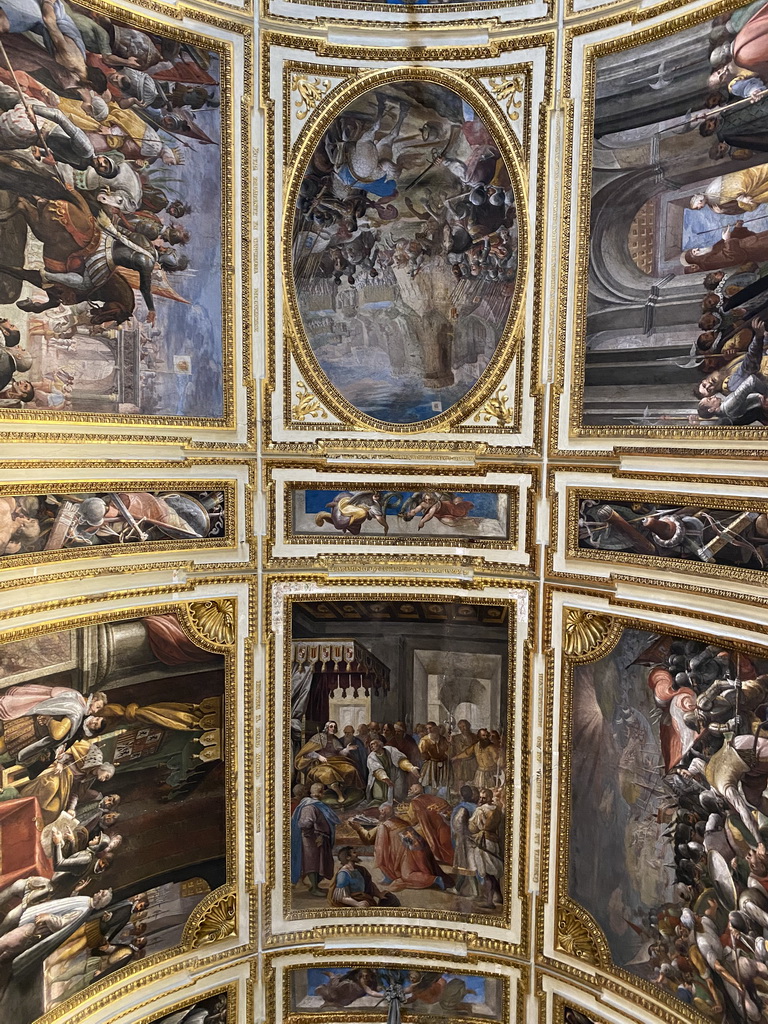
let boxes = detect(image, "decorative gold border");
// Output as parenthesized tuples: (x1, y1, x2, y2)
(263, 573, 533, 955)
(538, 589, 768, 1024)
(103, 983, 237, 1024)
(0, 477, 238, 572)
(553, 0, 768, 456)
(264, 947, 528, 1024)
(280, 961, 510, 1024)
(282, 67, 527, 435)
(265, 0, 549, 21)
(564, 483, 768, 589)
(278, 479, 519, 549)
(0, 0, 253, 448)
(0, 587, 250, 1024)
(262, 32, 553, 454)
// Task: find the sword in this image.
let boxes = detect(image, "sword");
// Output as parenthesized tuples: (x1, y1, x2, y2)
(105, 492, 148, 542)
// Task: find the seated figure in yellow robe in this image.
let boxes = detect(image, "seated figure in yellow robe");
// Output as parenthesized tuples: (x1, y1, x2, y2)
(294, 721, 362, 804)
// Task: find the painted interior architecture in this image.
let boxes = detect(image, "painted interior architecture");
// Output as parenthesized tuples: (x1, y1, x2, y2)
(3, 0, 768, 1021)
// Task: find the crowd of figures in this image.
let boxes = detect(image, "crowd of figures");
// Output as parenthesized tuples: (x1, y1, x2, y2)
(674, 4, 768, 425)
(0, 683, 145, 1005)
(620, 639, 768, 1021)
(0, 614, 224, 1019)
(292, 81, 518, 424)
(291, 718, 507, 913)
(0, 1, 222, 416)
(578, 498, 768, 573)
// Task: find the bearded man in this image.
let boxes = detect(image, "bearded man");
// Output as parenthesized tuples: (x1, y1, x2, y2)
(468, 788, 504, 910)
(349, 803, 453, 892)
(418, 722, 451, 795)
(366, 737, 419, 804)
(452, 728, 501, 789)
(397, 783, 453, 866)
(294, 720, 362, 804)
(449, 720, 477, 791)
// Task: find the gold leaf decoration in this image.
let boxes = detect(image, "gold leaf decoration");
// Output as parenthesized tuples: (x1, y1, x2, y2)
(190, 890, 236, 948)
(562, 608, 615, 660)
(487, 75, 525, 121)
(292, 75, 331, 121)
(292, 380, 328, 422)
(473, 385, 514, 428)
(187, 598, 236, 648)
(557, 908, 600, 963)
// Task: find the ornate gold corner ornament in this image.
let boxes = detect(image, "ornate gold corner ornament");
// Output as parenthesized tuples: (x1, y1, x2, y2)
(556, 906, 602, 965)
(292, 74, 331, 120)
(473, 385, 515, 428)
(487, 75, 525, 120)
(186, 599, 236, 649)
(292, 381, 329, 422)
(189, 890, 237, 948)
(562, 608, 621, 662)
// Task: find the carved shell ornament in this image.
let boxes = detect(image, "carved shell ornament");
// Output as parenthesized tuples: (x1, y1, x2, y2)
(562, 608, 617, 661)
(187, 598, 236, 648)
(557, 907, 601, 964)
(189, 890, 236, 948)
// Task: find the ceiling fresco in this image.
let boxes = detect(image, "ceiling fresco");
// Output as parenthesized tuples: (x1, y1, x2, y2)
(4, 0, 768, 1022)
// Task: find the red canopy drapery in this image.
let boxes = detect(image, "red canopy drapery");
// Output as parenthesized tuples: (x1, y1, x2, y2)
(292, 639, 390, 726)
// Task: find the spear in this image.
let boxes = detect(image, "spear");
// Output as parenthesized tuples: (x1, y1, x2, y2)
(657, 86, 768, 135)
(0, 38, 65, 186)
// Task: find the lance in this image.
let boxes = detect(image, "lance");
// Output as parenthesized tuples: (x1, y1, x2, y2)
(693, 214, 768, 235)
(0, 38, 66, 185)
(657, 86, 768, 135)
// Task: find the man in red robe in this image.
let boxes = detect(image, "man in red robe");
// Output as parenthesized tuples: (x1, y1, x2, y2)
(397, 783, 454, 866)
(349, 803, 453, 892)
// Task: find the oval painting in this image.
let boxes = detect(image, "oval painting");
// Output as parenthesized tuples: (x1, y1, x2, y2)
(291, 80, 520, 425)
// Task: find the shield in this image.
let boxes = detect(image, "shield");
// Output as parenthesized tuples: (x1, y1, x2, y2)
(157, 494, 210, 538)
(707, 849, 738, 912)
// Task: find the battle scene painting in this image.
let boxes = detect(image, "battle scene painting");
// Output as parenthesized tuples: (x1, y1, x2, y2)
(0, 3, 224, 419)
(289, 966, 503, 1019)
(578, 496, 768, 574)
(0, 611, 226, 1023)
(291, 80, 519, 425)
(0, 488, 227, 558)
(568, 624, 768, 1023)
(583, 4, 768, 429)
(293, 489, 508, 539)
(289, 600, 510, 919)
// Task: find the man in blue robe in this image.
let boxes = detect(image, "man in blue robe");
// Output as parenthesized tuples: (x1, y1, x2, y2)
(290, 783, 340, 897)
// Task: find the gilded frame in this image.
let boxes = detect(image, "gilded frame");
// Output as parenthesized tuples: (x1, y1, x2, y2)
(0, 459, 256, 580)
(553, 0, 768, 458)
(263, 573, 534, 955)
(0, 578, 255, 1024)
(539, 587, 768, 1024)
(262, 32, 553, 455)
(89, 982, 238, 1024)
(560, 478, 768, 591)
(261, 0, 551, 30)
(265, 461, 538, 571)
(0, 0, 253, 449)
(264, 947, 527, 1024)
